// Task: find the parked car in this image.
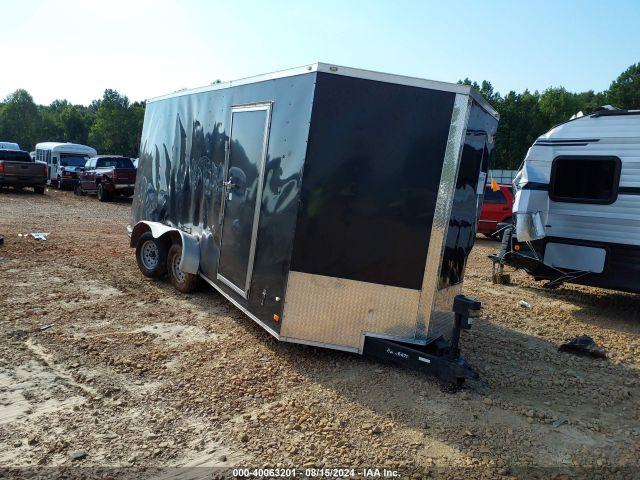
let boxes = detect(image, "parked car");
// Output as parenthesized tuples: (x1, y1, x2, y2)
(478, 183, 514, 237)
(0, 142, 20, 150)
(77, 155, 137, 202)
(0, 149, 47, 194)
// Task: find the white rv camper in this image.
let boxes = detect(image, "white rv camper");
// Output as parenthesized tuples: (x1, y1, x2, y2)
(495, 107, 640, 293)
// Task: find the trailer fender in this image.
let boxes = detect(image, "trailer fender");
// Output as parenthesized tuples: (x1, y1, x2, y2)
(129, 221, 200, 274)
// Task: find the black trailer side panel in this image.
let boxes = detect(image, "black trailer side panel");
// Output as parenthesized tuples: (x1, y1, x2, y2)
(291, 73, 456, 290)
(439, 100, 499, 288)
(132, 74, 317, 331)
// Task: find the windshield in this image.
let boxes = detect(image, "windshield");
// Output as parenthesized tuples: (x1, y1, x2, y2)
(60, 154, 89, 167)
(96, 158, 134, 169)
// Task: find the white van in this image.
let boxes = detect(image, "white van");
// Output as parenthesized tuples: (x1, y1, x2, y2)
(35, 142, 97, 189)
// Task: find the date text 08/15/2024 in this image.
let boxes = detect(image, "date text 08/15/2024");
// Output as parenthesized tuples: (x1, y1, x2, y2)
(232, 468, 400, 477)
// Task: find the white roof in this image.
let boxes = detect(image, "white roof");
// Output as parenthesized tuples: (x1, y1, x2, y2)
(148, 62, 499, 119)
(0, 141, 20, 150)
(541, 112, 640, 140)
(35, 142, 97, 154)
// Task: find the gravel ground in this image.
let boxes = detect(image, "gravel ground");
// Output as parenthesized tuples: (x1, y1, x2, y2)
(0, 188, 639, 479)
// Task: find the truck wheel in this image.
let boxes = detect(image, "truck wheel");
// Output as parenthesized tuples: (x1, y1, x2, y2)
(74, 184, 86, 196)
(135, 232, 168, 278)
(97, 183, 111, 202)
(167, 243, 198, 293)
(34, 186, 45, 194)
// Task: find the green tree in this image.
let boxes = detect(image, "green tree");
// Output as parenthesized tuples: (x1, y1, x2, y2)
(89, 89, 143, 156)
(608, 63, 640, 109)
(539, 87, 581, 127)
(0, 89, 41, 150)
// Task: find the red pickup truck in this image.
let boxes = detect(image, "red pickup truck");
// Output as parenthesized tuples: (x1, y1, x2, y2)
(0, 149, 47, 193)
(77, 156, 137, 202)
(478, 183, 514, 237)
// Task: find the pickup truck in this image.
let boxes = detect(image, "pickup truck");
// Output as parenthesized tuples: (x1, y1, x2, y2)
(77, 155, 137, 202)
(0, 150, 47, 194)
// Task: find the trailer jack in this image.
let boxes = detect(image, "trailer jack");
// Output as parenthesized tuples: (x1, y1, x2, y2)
(363, 295, 481, 386)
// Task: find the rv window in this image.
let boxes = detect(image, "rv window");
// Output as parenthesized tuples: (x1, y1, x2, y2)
(550, 156, 621, 204)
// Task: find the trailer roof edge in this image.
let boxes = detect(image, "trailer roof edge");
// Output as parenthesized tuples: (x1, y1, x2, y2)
(147, 62, 499, 119)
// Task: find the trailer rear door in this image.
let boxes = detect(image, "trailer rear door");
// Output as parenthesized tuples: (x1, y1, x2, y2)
(217, 104, 272, 298)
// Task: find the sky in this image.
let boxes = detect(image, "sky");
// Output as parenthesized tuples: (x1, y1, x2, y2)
(2, 0, 639, 105)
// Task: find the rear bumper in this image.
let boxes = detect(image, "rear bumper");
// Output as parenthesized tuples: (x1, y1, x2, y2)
(501, 237, 640, 294)
(59, 177, 79, 186)
(106, 183, 135, 195)
(477, 219, 497, 233)
(0, 176, 47, 187)
(113, 183, 135, 190)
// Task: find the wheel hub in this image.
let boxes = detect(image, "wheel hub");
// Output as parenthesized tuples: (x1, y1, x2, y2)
(141, 240, 159, 270)
(171, 253, 185, 283)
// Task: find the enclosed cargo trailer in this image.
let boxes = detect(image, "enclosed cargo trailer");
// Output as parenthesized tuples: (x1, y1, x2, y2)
(129, 63, 499, 383)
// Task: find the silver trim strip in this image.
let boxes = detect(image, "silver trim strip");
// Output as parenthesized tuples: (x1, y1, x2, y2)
(200, 274, 280, 340)
(278, 336, 360, 354)
(416, 94, 472, 335)
(243, 104, 273, 293)
(216, 103, 273, 297)
(363, 331, 427, 346)
(147, 62, 498, 119)
(217, 273, 248, 298)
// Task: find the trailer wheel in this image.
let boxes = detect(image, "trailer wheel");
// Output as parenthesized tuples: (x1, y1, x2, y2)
(135, 232, 168, 278)
(167, 243, 198, 293)
(33, 186, 45, 194)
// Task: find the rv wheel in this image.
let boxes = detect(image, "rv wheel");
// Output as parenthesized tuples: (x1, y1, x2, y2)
(135, 232, 168, 278)
(167, 243, 198, 293)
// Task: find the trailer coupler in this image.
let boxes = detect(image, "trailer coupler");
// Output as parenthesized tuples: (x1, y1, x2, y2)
(362, 295, 481, 385)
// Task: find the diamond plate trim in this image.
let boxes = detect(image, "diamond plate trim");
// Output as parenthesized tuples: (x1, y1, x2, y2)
(281, 271, 421, 351)
(416, 94, 471, 338)
(428, 283, 462, 340)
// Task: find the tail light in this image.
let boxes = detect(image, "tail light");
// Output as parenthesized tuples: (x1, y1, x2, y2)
(0, 163, 4, 175)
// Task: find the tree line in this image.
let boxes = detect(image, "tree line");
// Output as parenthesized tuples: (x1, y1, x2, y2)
(462, 62, 640, 169)
(0, 62, 638, 167)
(0, 89, 144, 157)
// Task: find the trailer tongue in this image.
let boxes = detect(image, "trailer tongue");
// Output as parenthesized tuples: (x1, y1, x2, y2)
(363, 295, 481, 385)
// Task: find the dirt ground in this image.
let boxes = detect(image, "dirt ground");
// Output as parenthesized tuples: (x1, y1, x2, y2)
(0, 188, 639, 480)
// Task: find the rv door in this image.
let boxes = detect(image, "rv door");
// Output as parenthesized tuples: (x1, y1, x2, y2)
(217, 104, 272, 298)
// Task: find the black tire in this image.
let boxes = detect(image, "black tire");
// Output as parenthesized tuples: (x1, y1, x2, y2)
(135, 232, 168, 278)
(167, 243, 198, 293)
(97, 183, 111, 202)
(34, 186, 45, 194)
